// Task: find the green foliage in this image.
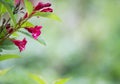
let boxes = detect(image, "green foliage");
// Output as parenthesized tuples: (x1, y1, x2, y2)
(24, 0, 33, 14)
(0, 3, 7, 17)
(21, 21, 34, 28)
(0, 26, 7, 38)
(0, 0, 16, 26)
(0, 39, 14, 50)
(28, 73, 46, 84)
(0, 68, 11, 76)
(11, 32, 19, 37)
(54, 78, 70, 84)
(0, 0, 13, 17)
(29, 73, 70, 84)
(37, 37, 46, 46)
(0, 54, 21, 61)
(34, 12, 61, 21)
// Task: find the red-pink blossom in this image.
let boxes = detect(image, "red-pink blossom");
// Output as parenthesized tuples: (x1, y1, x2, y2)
(34, 2, 51, 11)
(25, 26, 42, 39)
(12, 38, 27, 52)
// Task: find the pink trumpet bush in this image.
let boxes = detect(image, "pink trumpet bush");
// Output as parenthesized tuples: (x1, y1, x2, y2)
(0, 0, 54, 52)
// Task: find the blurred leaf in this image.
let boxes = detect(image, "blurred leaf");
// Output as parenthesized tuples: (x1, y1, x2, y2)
(0, 45, 15, 50)
(0, 4, 7, 17)
(0, 49, 2, 52)
(0, 39, 15, 50)
(1, 39, 13, 45)
(11, 32, 19, 37)
(34, 12, 61, 21)
(0, 26, 6, 38)
(37, 37, 46, 46)
(28, 73, 46, 84)
(0, 0, 16, 26)
(21, 21, 34, 28)
(0, 68, 12, 76)
(54, 78, 70, 84)
(0, 54, 21, 61)
(19, 30, 46, 46)
(24, 0, 33, 14)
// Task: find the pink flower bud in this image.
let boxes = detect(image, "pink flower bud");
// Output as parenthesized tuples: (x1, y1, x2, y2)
(23, 12, 28, 19)
(12, 38, 27, 52)
(6, 24, 13, 34)
(6, 24, 10, 29)
(34, 2, 51, 11)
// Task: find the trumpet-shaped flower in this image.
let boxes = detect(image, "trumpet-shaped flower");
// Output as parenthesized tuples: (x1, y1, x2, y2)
(12, 38, 27, 52)
(25, 26, 42, 39)
(34, 2, 51, 11)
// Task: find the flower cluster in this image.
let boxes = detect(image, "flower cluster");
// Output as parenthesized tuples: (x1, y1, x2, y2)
(0, 0, 53, 52)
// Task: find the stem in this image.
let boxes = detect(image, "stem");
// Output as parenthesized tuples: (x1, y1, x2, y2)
(0, 11, 34, 45)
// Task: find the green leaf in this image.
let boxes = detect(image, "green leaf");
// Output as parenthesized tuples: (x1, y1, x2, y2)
(37, 37, 46, 46)
(21, 21, 34, 28)
(0, 39, 15, 50)
(54, 78, 70, 84)
(0, 26, 7, 38)
(0, 0, 16, 26)
(28, 73, 46, 84)
(1, 39, 13, 46)
(24, 0, 33, 14)
(34, 12, 61, 21)
(0, 45, 15, 50)
(0, 68, 11, 76)
(19, 30, 46, 46)
(0, 4, 7, 17)
(0, 54, 21, 61)
(11, 32, 19, 37)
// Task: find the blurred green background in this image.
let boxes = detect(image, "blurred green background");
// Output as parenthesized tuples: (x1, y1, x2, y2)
(0, 0, 120, 84)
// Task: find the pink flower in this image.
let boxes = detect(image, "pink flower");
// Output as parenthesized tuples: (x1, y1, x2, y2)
(12, 38, 27, 52)
(34, 2, 51, 11)
(25, 26, 42, 39)
(34, 2, 53, 12)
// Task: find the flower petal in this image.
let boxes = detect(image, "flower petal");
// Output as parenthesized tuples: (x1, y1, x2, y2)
(40, 8, 53, 12)
(12, 38, 27, 52)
